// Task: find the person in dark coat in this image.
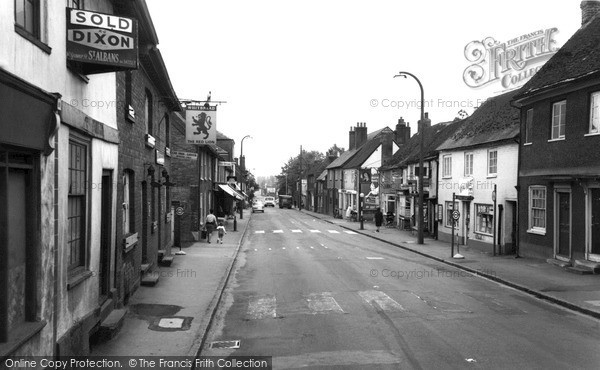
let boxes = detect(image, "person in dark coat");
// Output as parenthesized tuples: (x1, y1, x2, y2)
(375, 207, 384, 232)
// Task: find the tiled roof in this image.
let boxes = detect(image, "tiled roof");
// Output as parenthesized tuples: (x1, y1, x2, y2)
(217, 131, 233, 140)
(382, 119, 465, 170)
(437, 89, 520, 151)
(516, 15, 600, 98)
(326, 148, 358, 169)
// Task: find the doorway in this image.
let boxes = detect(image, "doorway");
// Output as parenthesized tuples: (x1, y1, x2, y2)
(555, 189, 571, 260)
(99, 170, 112, 302)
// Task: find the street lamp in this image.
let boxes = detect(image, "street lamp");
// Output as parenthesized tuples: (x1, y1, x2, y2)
(239, 135, 252, 219)
(359, 193, 365, 230)
(394, 71, 425, 245)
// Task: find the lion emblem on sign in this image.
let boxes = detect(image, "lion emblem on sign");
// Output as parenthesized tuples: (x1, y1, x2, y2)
(192, 112, 212, 139)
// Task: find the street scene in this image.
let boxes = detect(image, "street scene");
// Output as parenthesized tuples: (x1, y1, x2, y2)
(2, 0, 600, 369)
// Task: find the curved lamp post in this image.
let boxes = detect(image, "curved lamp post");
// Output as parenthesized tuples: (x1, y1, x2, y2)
(394, 71, 425, 245)
(239, 135, 252, 219)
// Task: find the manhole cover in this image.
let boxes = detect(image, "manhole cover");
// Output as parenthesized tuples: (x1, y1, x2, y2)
(148, 316, 193, 332)
(158, 318, 184, 328)
(210, 340, 240, 349)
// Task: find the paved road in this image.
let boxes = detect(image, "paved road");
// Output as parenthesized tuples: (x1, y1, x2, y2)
(201, 208, 600, 369)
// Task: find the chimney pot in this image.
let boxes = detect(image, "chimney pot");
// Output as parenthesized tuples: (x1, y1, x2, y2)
(581, 0, 600, 25)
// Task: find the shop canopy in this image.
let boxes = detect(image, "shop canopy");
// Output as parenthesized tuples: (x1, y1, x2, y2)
(218, 184, 243, 200)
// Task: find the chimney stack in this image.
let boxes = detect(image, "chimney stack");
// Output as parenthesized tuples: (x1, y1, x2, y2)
(355, 122, 368, 148)
(349, 127, 356, 150)
(395, 117, 411, 145)
(382, 130, 393, 164)
(581, 0, 600, 25)
(421, 112, 432, 130)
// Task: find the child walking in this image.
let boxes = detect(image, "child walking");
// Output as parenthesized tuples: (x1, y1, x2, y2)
(216, 221, 227, 244)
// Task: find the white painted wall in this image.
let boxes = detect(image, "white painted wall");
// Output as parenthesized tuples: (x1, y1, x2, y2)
(437, 143, 518, 247)
(0, 0, 117, 128)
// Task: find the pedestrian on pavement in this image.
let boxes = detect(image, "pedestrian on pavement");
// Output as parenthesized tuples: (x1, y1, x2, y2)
(205, 209, 217, 243)
(375, 207, 383, 232)
(216, 221, 227, 244)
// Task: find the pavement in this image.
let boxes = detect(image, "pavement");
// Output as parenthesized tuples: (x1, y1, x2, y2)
(300, 209, 600, 320)
(90, 212, 251, 358)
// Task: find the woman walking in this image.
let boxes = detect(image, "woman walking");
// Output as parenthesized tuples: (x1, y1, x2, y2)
(205, 209, 217, 243)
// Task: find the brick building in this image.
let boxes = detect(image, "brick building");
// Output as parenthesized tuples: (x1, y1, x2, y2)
(113, 0, 180, 300)
(512, 2, 600, 272)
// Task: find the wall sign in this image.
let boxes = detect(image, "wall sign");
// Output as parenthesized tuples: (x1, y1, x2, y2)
(66, 8, 138, 74)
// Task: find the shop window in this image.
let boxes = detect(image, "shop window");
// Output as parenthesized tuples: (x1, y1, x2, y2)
(475, 204, 494, 235)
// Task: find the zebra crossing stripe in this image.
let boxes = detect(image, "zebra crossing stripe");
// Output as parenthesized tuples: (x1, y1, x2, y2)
(306, 292, 344, 314)
(343, 230, 358, 234)
(247, 296, 276, 319)
(292, 230, 302, 233)
(328, 230, 340, 234)
(255, 230, 265, 234)
(273, 230, 283, 233)
(310, 230, 321, 233)
(358, 290, 404, 312)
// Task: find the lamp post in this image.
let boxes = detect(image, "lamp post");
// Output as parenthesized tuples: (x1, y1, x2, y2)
(359, 193, 365, 230)
(394, 71, 425, 244)
(492, 184, 497, 256)
(239, 135, 252, 219)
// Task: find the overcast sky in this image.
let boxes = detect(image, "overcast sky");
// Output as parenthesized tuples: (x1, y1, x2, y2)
(146, 0, 581, 177)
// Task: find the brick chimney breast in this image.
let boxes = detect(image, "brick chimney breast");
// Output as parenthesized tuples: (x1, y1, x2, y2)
(355, 122, 368, 148)
(581, 0, 600, 25)
(349, 126, 356, 150)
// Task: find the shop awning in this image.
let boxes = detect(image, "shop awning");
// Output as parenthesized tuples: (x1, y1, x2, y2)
(218, 184, 243, 200)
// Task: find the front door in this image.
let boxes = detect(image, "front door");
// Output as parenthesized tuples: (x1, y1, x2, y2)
(463, 201, 471, 245)
(99, 171, 112, 302)
(589, 188, 600, 260)
(556, 191, 571, 259)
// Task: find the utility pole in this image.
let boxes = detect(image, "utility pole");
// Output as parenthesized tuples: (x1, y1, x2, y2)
(299, 145, 303, 210)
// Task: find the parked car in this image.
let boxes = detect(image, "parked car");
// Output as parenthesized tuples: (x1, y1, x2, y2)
(264, 196, 275, 207)
(252, 200, 265, 213)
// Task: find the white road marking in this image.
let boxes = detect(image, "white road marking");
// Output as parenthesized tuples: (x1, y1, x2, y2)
(296, 247, 300, 249)
(268, 248, 272, 251)
(359, 290, 404, 312)
(273, 350, 404, 368)
(306, 292, 344, 314)
(282, 247, 286, 250)
(273, 230, 283, 233)
(310, 230, 321, 233)
(254, 249, 258, 251)
(255, 230, 265, 234)
(310, 246, 314, 249)
(328, 230, 340, 234)
(247, 296, 276, 319)
(292, 229, 302, 233)
(366, 257, 384, 260)
(343, 230, 358, 235)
